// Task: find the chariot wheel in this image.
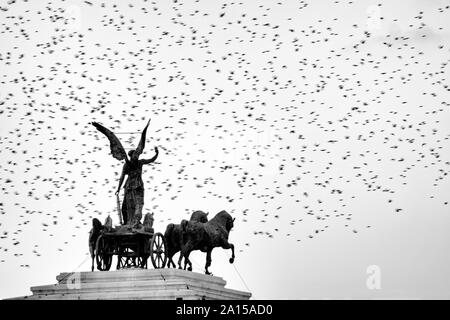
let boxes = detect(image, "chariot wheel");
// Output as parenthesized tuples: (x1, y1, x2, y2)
(95, 235, 112, 271)
(150, 232, 167, 269)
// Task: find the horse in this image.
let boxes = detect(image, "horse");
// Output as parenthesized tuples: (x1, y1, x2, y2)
(180, 210, 235, 275)
(88, 218, 104, 271)
(164, 210, 209, 269)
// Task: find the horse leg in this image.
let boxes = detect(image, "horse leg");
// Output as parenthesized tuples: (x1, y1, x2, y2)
(184, 253, 192, 271)
(170, 250, 179, 268)
(169, 247, 178, 268)
(177, 238, 186, 269)
(167, 253, 172, 268)
(177, 251, 184, 269)
(167, 248, 175, 268)
(169, 254, 176, 268)
(91, 255, 94, 272)
(222, 241, 235, 263)
(182, 251, 192, 271)
(180, 242, 193, 271)
(205, 249, 212, 275)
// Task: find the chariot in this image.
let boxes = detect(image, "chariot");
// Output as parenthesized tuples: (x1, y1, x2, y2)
(95, 228, 167, 271)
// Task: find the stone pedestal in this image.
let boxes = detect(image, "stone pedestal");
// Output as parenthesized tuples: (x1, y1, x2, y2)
(11, 268, 251, 300)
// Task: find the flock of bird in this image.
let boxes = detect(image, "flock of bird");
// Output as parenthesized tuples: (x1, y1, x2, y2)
(0, 0, 449, 269)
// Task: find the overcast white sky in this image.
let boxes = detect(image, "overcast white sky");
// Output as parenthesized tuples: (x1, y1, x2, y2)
(1, 0, 450, 299)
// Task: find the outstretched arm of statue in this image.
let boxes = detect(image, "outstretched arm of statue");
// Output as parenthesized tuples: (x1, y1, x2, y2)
(141, 146, 159, 165)
(116, 165, 126, 195)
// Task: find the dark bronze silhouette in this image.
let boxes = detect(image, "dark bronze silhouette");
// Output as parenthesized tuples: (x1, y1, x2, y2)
(88, 218, 104, 271)
(89, 213, 166, 271)
(88, 120, 168, 271)
(91, 120, 158, 226)
(164, 210, 209, 269)
(179, 210, 236, 275)
(90, 120, 236, 275)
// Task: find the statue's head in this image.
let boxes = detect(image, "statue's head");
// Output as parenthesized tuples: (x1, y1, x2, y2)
(128, 149, 138, 160)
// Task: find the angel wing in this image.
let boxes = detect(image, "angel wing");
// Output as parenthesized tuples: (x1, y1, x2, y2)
(133, 119, 151, 159)
(91, 122, 129, 162)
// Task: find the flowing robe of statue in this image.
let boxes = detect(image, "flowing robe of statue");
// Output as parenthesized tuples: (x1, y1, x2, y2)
(119, 152, 158, 226)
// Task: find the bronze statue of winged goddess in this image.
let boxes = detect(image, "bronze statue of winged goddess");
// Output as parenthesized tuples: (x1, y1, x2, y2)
(91, 119, 158, 227)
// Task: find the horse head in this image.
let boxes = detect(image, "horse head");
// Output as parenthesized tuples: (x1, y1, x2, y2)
(226, 216, 235, 232)
(93, 218, 102, 229)
(191, 210, 209, 223)
(181, 219, 189, 232)
(212, 210, 235, 232)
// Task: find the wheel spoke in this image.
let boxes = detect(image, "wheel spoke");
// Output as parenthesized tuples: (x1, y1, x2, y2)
(147, 234, 166, 269)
